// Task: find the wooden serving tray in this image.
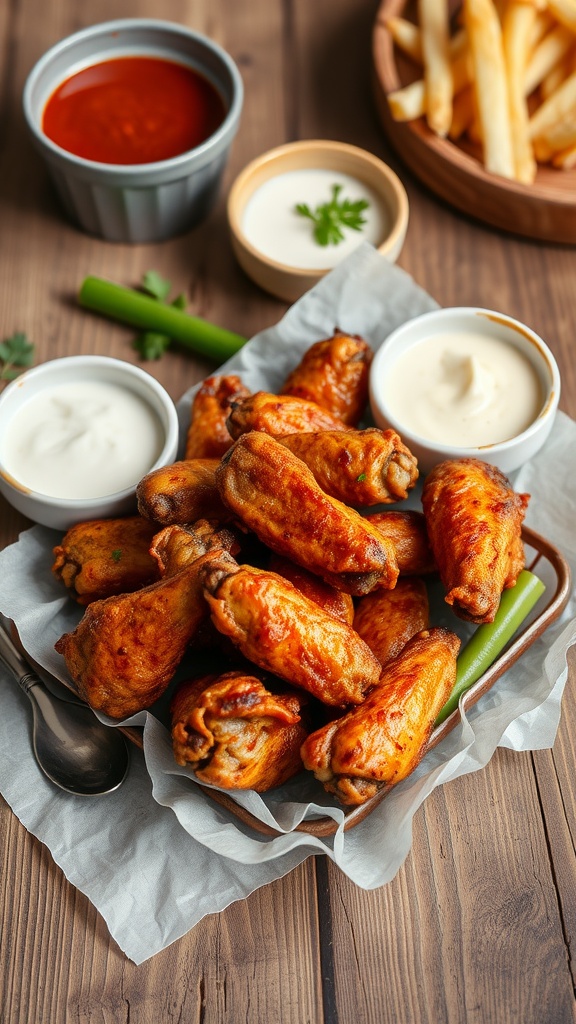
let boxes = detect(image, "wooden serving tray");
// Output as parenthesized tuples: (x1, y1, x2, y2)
(372, 0, 576, 243)
(109, 524, 571, 839)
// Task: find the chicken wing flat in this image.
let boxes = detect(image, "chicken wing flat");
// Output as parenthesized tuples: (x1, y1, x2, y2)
(55, 528, 238, 718)
(268, 554, 354, 625)
(277, 428, 418, 505)
(300, 627, 460, 806)
(226, 391, 348, 440)
(353, 578, 430, 667)
(185, 374, 250, 459)
(136, 458, 229, 526)
(422, 458, 529, 624)
(52, 516, 158, 605)
(202, 558, 382, 706)
(170, 671, 309, 790)
(280, 331, 372, 426)
(216, 431, 399, 595)
(365, 510, 436, 575)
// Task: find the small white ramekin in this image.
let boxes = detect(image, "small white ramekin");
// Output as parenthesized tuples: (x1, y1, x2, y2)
(369, 307, 560, 476)
(22, 19, 243, 243)
(0, 356, 179, 530)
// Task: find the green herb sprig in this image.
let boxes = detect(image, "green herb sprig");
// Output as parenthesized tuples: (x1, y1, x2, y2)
(0, 332, 35, 382)
(295, 184, 370, 247)
(134, 271, 186, 361)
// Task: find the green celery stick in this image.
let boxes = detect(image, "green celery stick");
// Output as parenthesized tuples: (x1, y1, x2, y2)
(79, 276, 246, 362)
(435, 569, 546, 726)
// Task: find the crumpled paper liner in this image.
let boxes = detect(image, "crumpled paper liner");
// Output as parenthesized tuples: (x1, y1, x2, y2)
(0, 244, 575, 963)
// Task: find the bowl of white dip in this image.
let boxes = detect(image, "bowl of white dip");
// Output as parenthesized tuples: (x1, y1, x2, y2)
(0, 356, 179, 529)
(227, 140, 409, 302)
(369, 307, 560, 475)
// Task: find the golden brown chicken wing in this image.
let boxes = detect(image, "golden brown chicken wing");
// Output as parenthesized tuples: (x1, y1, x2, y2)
(170, 670, 309, 790)
(364, 510, 436, 576)
(136, 458, 229, 526)
(185, 374, 250, 459)
(277, 428, 418, 505)
(280, 331, 372, 426)
(55, 527, 238, 719)
(267, 554, 354, 625)
(150, 519, 240, 576)
(226, 391, 348, 439)
(216, 432, 399, 595)
(52, 516, 159, 605)
(422, 458, 529, 624)
(353, 578, 430, 667)
(300, 627, 460, 806)
(201, 557, 382, 706)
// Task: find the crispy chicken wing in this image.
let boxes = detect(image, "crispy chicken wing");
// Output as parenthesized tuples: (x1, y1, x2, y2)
(185, 374, 250, 459)
(267, 554, 354, 625)
(170, 671, 309, 790)
(226, 391, 348, 440)
(277, 428, 418, 505)
(52, 516, 158, 605)
(136, 458, 229, 526)
(55, 526, 238, 719)
(422, 458, 529, 623)
(353, 578, 430, 666)
(216, 431, 399, 595)
(300, 627, 460, 806)
(364, 510, 436, 576)
(202, 558, 382, 706)
(280, 331, 372, 426)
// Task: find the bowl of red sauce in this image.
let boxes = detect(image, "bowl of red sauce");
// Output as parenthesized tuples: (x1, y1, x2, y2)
(23, 19, 243, 242)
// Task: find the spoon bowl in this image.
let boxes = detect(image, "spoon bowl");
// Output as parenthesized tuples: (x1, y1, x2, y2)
(0, 621, 130, 796)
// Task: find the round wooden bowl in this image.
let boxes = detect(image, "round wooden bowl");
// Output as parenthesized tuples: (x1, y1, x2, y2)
(372, 0, 576, 243)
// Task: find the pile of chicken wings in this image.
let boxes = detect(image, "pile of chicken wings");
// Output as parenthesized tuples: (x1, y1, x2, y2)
(52, 331, 529, 807)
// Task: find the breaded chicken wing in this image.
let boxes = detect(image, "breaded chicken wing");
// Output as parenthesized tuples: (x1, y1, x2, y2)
(52, 516, 158, 605)
(267, 554, 354, 625)
(365, 510, 436, 576)
(226, 391, 348, 440)
(55, 527, 238, 719)
(202, 558, 382, 706)
(137, 458, 229, 526)
(280, 331, 372, 426)
(300, 627, 460, 806)
(353, 577, 430, 666)
(216, 431, 399, 595)
(422, 458, 529, 623)
(170, 671, 309, 790)
(185, 374, 250, 459)
(277, 428, 418, 505)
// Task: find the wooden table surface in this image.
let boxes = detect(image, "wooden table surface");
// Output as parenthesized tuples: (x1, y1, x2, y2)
(2, 1, 576, 1021)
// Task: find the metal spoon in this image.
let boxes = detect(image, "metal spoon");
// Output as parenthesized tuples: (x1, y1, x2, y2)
(0, 622, 130, 795)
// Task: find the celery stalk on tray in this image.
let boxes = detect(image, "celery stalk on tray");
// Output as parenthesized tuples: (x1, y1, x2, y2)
(435, 569, 546, 726)
(79, 276, 247, 362)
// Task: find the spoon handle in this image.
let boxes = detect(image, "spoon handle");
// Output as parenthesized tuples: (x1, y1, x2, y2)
(0, 623, 41, 695)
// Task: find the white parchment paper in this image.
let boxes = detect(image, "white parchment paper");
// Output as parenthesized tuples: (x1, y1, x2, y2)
(1, 244, 575, 963)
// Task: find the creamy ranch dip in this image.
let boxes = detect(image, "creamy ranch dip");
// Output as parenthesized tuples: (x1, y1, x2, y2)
(2, 380, 164, 499)
(383, 330, 544, 447)
(241, 168, 390, 270)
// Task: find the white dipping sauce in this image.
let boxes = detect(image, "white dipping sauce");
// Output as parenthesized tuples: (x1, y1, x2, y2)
(242, 168, 390, 270)
(2, 380, 165, 499)
(384, 331, 544, 447)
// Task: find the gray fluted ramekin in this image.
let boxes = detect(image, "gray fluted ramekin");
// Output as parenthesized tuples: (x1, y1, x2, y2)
(23, 19, 243, 243)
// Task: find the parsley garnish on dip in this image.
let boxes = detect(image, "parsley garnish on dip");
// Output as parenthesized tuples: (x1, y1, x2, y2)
(241, 169, 389, 270)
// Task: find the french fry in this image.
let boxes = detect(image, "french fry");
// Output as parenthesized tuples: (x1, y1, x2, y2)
(386, 18, 468, 65)
(419, 0, 453, 136)
(528, 67, 576, 138)
(448, 84, 476, 139)
(552, 139, 576, 166)
(503, 3, 537, 183)
(387, 50, 470, 122)
(546, 0, 576, 34)
(464, 0, 515, 178)
(532, 116, 576, 160)
(540, 47, 575, 98)
(524, 24, 574, 95)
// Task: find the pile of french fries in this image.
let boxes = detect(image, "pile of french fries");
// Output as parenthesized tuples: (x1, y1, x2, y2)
(386, 0, 576, 183)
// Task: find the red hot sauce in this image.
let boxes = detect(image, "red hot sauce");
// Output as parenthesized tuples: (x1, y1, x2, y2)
(42, 55, 226, 165)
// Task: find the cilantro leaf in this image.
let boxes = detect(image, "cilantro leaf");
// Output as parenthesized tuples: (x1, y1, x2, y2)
(141, 270, 172, 302)
(0, 332, 35, 381)
(132, 273, 188, 360)
(133, 332, 172, 360)
(295, 184, 369, 247)
(111, 549, 122, 562)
